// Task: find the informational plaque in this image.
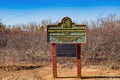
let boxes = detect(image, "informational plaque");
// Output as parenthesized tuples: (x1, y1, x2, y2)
(47, 17, 87, 43)
(56, 44, 77, 57)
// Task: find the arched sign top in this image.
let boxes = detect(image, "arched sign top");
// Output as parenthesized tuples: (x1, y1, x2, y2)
(61, 17, 72, 28)
(47, 17, 87, 43)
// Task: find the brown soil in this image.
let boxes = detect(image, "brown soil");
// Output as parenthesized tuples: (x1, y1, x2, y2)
(0, 64, 120, 80)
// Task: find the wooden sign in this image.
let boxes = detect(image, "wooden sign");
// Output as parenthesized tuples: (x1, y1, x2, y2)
(56, 44, 77, 57)
(47, 17, 87, 78)
(47, 17, 87, 43)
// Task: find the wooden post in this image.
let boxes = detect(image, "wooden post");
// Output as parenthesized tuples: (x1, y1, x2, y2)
(77, 44, 81, 78)
(52, 43, 57, 78)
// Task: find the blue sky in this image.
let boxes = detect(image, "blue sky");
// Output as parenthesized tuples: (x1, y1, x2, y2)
(0, 0, 120, 25)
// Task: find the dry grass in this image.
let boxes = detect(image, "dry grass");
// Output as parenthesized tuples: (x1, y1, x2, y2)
(0, 64, 119, 80)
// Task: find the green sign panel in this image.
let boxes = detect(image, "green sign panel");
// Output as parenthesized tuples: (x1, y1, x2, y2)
(47, 17, 87, 43)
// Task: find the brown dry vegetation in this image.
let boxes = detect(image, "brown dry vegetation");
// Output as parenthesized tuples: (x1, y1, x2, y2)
(82, 15, 120, 67)
(0, 15, 120, 80)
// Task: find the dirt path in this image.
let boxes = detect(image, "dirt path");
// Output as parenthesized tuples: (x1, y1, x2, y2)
(0, 64, 120, 80)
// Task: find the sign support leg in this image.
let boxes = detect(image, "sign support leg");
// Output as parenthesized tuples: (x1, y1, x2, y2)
(77, 44, 81, 78)
(52, 43, 57, 78)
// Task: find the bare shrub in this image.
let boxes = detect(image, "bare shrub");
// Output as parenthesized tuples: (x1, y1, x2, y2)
(0, 15, 120, 69)
(0, 22, 51, 69)
(82, 14, 120, 66)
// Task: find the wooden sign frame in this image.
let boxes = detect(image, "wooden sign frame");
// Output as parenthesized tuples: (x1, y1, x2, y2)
(52, 43, 81, 78)
(47, 17, 87, 78)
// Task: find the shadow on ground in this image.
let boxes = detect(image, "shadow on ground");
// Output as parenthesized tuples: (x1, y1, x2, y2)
(0, 65, 42, 71)
(57, 76, 120, 79)
(81, 76, 120, 79)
